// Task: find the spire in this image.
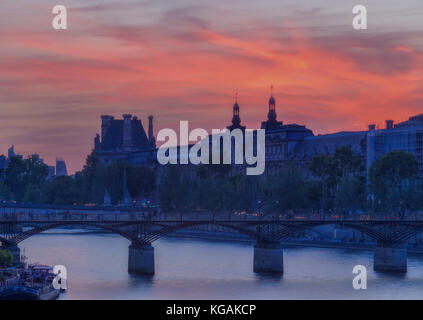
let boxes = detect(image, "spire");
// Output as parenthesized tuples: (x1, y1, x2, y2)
(227, 92, 245, 130)
(268, 85, 277, 121)
(232, 92, 241, 127)
(233, 91, 239, 118)
(261, 86, 283, 130)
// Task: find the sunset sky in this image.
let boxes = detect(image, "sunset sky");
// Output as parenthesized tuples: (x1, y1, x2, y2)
(1, 0, 423, 173)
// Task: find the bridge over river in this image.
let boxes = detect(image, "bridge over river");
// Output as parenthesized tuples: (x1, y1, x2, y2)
(1, 205, 423, 274)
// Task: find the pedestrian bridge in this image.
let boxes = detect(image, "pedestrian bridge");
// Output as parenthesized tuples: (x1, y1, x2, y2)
(1, 210, 423, 274)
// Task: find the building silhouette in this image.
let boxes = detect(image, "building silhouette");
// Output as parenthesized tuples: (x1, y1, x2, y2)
(56, 157, 68, 176)
(227, 93, 246, 131)
(94, 114, 156, 165)
(47, 166, 55, 179)
(91, 93, 423, 177)
(222, 91, 423, 177)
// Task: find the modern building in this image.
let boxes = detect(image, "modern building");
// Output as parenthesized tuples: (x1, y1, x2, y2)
(0, 145, 66, 180)
(56, 157, 68, 176)
(47, 166, 55, 179)
(7, 145, 15, 159)
(6, 145, 22, 161)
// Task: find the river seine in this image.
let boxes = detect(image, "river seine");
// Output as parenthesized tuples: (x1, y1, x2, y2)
(19, 230, 423, 299)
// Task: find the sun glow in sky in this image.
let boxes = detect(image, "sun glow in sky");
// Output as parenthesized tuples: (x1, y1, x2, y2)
(1, 0, 423, 173)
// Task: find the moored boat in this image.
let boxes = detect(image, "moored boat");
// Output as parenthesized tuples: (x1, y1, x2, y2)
(0, 263, 62, 300)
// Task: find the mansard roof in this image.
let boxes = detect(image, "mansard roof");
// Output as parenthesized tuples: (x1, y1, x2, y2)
(264, 123, 314, 142)
(292, 131, 366, 157)
(102, 120, 123, 150)
(101, 118, 150, 151)
(131, 118, 150, 149)
(395, 114, 423, 128)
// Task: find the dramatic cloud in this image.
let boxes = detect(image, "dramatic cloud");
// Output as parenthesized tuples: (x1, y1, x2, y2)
(0, 0, 423, 173)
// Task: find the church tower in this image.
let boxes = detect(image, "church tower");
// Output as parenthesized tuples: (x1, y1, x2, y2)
(227, 92, 246, 131)
(261, 86, 283, 130)
(267, 86, 277, 122)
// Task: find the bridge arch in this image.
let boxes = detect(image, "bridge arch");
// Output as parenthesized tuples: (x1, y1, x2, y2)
(7, 222, 136, 245)
(265, 221, 423, 245)
(139, 221, 261, 243)
(3, 220, 423, 247)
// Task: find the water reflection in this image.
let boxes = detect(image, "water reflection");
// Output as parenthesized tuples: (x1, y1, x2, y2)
(18, 230, 423, 300)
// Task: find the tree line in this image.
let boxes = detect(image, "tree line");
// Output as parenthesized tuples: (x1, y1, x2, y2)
(0, 152, 156, 205)
(158, 147, 422, 215)
(0, 147, 420, 214)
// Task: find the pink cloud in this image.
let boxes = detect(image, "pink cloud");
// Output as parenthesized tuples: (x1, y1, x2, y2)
(0, 2, 423, 173)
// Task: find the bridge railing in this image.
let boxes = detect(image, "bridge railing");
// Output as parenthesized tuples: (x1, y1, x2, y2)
(1, 209, 423, 224)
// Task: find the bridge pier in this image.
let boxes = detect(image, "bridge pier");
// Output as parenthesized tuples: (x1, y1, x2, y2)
(374, 244, 407, 273)
(253, 242, 283, 273)
(128, 243, 155, 275)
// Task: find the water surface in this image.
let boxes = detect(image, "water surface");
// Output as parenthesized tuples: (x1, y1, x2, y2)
(19, 230, 423, 299)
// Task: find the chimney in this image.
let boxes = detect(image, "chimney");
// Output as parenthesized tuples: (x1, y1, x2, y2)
(148, 115, 155, 146)
(386, 120, 394, 129)
(101, 115, 114, 142)
(368, 124, 376, 131)
(122, 114, 132, 148)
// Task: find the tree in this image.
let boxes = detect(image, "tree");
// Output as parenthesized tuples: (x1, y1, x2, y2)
(126, 166, 156, 199)
(261, 165, 306, 214)
(74, 151, 100, 203)
(159, 166, 184, 212)
(103, 162, 126, 204)
(0, 250, 12, 266)
(233, 175, 261, 213)
(333, 146, 363, 178)
(5, 157, 27, 201)
(90, 162, 107, 204)
(334, 175, 365, 214)
(309, 154, 337, 212)
(5, 251, 12, 266)
(0, 182, 12, 200)
(303, 181, 321, 211)
(369, 151, 419, 213)
(25, 155, 49, 186)
(5, 155, 48, 202)
(0, 250, 4, 266)
(41, 176, 77, 205)
(23, 183, 42, 203)
(308, 146, 365, 213)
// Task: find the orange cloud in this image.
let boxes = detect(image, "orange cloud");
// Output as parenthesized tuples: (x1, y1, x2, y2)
(0, 2, 423, 173)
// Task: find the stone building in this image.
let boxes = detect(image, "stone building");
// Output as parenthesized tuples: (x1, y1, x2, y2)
(228, 93, 423, 177)
(94, 114, 156, 166)
(92, 98, 423, 178)
(366, 115, 423, 176)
